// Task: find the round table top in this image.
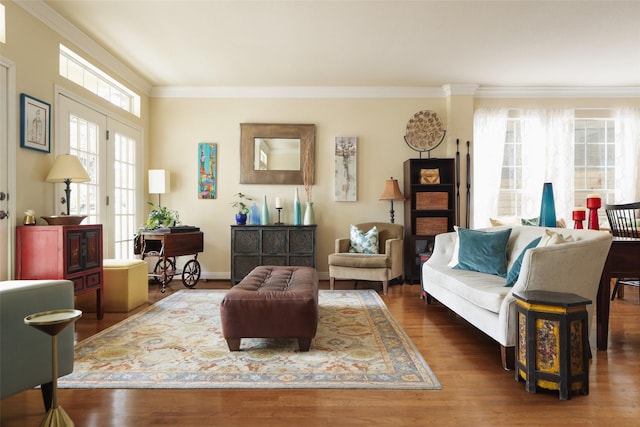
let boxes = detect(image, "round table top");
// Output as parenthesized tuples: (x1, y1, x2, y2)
(24, 309, 82, 336)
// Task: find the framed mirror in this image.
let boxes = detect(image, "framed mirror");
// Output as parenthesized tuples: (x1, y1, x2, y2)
(240, 123, 315, 185)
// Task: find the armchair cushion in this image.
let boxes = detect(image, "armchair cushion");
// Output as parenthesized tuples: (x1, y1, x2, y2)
(328, 253, 391, 268)
(348, 224, 379, 254)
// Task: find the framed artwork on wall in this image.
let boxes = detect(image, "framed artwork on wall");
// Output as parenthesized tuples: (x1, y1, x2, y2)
(198, 142, 217, 199)
(20, 93, 51, 153)
(334, 136, 357, 201)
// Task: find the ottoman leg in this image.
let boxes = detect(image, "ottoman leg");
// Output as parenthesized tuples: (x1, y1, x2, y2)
(298, 338, 312, 352)
(226, 338, 241, 351)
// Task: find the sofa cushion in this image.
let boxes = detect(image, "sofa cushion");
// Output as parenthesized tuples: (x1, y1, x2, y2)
(348, 225, 379, 254)
(424, 263, 510, 314)
(505, 237, 542, 287)
(453, 227, 512, 278)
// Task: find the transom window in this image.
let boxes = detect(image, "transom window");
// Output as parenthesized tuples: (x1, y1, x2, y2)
(59, 44, 140, 117)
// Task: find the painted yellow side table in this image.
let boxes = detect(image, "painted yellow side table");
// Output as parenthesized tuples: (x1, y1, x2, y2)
(24, 309, 82, 427)
(513, 290, 591, 400)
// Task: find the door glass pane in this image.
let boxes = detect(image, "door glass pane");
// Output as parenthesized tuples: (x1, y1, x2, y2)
(114, 132, 136, 259)
(69, 114, 100, 224)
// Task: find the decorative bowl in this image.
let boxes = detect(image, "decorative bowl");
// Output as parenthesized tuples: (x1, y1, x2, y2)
(41, 215, 87, 226)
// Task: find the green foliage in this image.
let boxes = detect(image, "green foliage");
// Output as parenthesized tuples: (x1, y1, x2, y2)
(145, 201, 180, 229)
(231, 192, 253, 214)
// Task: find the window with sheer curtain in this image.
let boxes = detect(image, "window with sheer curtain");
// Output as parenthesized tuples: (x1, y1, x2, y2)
(473, 108, 640, 228)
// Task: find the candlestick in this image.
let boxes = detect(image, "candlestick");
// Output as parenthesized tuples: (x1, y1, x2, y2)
(275, 207, 283, 224)
(586, 195, 601, 230)
(572, 207, 586, 229)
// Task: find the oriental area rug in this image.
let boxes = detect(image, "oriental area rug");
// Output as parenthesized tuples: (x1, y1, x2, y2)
(59, 289, 440, 390)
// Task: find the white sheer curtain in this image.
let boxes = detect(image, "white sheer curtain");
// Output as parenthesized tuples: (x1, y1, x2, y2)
(473, 108, 574, 226)
(614, 108, 640, 203)
(520, 109, 575, 221)
(472, 108, 509, 227)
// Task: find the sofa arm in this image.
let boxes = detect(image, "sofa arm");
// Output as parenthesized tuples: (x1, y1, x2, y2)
(0, 280, 75, 400)
(335, 238, 350, 253)
(497, 233, 612, 346)
(425, 231, 457, 265)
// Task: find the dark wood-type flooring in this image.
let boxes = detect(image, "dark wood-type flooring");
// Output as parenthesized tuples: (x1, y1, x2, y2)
(2, 279, 639, 426)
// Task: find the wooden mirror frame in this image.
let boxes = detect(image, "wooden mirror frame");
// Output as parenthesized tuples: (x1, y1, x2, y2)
(240, 123, 315, 185)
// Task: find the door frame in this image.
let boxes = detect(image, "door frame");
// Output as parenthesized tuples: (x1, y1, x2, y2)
(54, 85, 144, 259)
(0, 56, 17, 280)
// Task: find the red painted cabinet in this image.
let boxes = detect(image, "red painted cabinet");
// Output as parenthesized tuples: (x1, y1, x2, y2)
(16, 225, 104, 319)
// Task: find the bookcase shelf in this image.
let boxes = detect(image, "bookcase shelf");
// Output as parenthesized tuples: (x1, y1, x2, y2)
(403, 158, 457, 283)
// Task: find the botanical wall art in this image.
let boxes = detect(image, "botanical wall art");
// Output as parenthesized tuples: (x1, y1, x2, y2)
(334, 136, 357, 201)
(20, 93, 51, 153)
(198, 142, 217, 199)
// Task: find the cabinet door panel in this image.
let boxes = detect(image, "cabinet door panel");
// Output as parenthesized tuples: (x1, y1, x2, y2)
(85, 228, 102, 270)
(233, 230, 260, 253)
(65, 230, 84, 274)
(262, 229, 287, 253)
(263, 256, 287, 265)
(289, 229, 314, 253)
(290, 256, 314, 267)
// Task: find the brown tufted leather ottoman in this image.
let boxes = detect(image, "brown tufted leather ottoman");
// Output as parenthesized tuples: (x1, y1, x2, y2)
(220, 266, 319, 351)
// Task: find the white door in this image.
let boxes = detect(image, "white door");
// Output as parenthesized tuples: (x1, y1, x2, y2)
(57, 93, 142, 259)
(0, 58, 16, 280)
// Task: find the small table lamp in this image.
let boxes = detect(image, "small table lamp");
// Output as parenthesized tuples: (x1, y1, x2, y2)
(149, 169, 170, 207)
(379, 177, 405, 224)
(45, 154, 91, 216)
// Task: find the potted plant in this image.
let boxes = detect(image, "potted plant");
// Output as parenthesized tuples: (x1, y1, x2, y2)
(231, 192, 253, 225)
(145, 201, 180, 229)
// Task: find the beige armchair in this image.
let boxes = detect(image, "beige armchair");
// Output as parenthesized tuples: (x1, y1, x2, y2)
(328, 222, 404, 295)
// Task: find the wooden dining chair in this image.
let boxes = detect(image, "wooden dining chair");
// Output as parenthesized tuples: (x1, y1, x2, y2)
(605, 202, 640, 300)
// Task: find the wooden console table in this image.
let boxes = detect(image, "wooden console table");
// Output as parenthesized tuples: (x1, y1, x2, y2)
(597, 237, 640, 350)
(230, 225, 316, 284)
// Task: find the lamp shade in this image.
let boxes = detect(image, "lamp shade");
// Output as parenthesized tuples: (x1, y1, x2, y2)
(45, 154, 90, 183)
(148, 169, 170, 194)
(379, 177, 404, 201)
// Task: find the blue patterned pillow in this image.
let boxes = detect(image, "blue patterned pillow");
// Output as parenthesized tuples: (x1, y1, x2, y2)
(453, 227, 512, 277)
(348, 225, 379, 254)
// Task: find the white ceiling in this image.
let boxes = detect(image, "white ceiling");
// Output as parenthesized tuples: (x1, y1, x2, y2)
(41, 0, 640, 91)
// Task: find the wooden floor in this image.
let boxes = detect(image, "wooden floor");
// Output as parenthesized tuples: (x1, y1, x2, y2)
(2, 279, 640, 426)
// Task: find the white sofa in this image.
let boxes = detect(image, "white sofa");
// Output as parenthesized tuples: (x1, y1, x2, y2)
(0, 280, 76, 410)
(422, 226, 612, 370)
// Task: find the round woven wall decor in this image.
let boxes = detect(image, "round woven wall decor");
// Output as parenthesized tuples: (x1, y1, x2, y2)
(404, 110, 446, 153)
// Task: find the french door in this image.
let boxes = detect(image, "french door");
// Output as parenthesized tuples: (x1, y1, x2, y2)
(56, 92, 142, 259)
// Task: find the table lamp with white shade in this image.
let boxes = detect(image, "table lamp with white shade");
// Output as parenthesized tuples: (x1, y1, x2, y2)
(45, 154, 91, 216)
(148, 169, 170, 207)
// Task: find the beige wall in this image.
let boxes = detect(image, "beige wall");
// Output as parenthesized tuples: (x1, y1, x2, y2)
(149, 97, 452, 278)
(6, 1, 639, 280)
(3, 1, 149, 229)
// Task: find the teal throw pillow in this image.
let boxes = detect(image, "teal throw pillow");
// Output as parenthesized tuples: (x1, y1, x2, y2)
(521, 217, 539, 226)
(504, 237, 542, 287)
(453, 227, 512, 278)
(348, 225, 379, 254)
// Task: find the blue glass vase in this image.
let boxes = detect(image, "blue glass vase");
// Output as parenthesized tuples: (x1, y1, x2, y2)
(539, 182, 557, 227)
